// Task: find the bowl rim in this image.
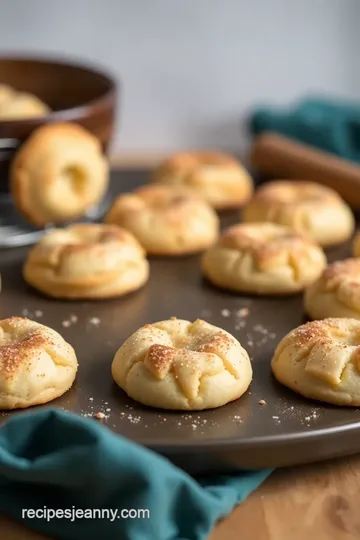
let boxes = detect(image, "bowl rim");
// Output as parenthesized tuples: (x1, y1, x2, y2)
(0, 53, 118, 125)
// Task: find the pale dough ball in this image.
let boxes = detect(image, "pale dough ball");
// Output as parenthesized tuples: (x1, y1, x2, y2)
(112, 317, 252, 410)
(272, 318, 360, 406)
(202, 222, 326, 295)
(23, 223, 149, 300)
(0, 317, 78, 409)
(151, 151, 253, 210)
(243, 180, 354, 247)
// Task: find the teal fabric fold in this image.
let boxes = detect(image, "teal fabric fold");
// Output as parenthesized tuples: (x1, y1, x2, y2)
(0, 409, 272, 540)
(250, 96, 360, 162)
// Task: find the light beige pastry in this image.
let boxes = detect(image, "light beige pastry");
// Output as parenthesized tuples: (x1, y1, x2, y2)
(202, 222, 326, 295)
(304, 259, 360, 320)
(272, 318, 360, 406)
(104, 184, 219, 255)
(11, 123, 108, 226)
(0, 317, 78, 409)
(112, 317, 252, 410)
(151, 151, 253, 210)
(23, 223, 149, 300)
(0, 92, 50, 120)
(243, 180, 354, 247)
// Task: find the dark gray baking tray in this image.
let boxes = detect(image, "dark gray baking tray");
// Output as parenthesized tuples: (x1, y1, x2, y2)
(0, 170, 359, 473)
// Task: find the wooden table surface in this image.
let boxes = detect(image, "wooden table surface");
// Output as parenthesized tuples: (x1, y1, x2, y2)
(1, 453, 360, 540)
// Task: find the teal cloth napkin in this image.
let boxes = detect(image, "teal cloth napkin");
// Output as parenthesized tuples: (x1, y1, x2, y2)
(250, 96, 360, 162)
(0, 408, 272, 540)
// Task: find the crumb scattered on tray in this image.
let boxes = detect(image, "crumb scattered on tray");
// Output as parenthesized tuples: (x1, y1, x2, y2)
(95, 412, 106, 420)
(70, 314, 78, 323)
(258, 399, 266, 405)
(237, 308, 249, 317)
(34, 310, 43, 318)
(62, 320, 71, 328)
(89, 317, 100, 326)
(221, 309, 231, 317)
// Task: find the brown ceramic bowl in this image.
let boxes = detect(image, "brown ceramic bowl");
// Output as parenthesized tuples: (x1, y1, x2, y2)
(0, 55, 118, 191)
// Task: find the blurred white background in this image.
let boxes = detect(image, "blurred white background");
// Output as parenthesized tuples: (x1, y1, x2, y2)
(0, 0, 358, 157)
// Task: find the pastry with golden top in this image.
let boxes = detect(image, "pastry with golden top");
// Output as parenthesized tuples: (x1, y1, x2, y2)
(202, 222, 326, 295)
(151, 151, 253, 210)
(271, 318, 360, 406)
(11, 122, 108, 226)
(243, 180, 354, 247)
(23, 223, 149, 300)
(104, 184, 219, 255)
(0, 317, 78, 409)
(305, 259, 360, 320)
(111, 317, 252, 410)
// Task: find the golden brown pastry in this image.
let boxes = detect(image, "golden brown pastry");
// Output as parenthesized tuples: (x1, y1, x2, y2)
(23, 223, 149, 300)
(0, 317, 78, 409)
(11, 123, 108, 226)
(243, 180, 354, 247)
(202, 222, 326, 295)
(271, 318, 360, 406)
(104, 184, 219, 255)
(304, 259, 360, 320)
(151, 151, 253, 210)
(111, 317, 252, 410)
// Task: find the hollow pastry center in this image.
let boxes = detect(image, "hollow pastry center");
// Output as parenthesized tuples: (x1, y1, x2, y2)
(61, 165, 88, 195)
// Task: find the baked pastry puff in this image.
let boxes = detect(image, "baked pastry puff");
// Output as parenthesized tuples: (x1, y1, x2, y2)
(104, 184, 219, 255)
(151, 151, 253, 210)
(243, 180, 354, 247)
(112, 317, 252, 410)
(272, 318, 360, 406)
(23, 223, 149, 300)
(0, 317, 78, 409)
(11, 123, 109, 226)
(304, 259, 360, 320)
(202, 222, 326, 295)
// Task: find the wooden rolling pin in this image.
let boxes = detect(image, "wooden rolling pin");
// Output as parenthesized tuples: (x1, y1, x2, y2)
(249, 132, 360, 209)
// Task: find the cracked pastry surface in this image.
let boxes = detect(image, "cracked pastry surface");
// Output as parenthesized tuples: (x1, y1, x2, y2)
(271, 318, 360, 405)
(23, 223, 149, 299)
(0, 317, 78, 409)
(202, 222, 326, 295)
(150, 151, 253, 210)
(104, 184, 219, 255)
(11, 123, 108, 226)
(243, 180, 354, 247)
(111, 318, 252, 410)
(305, 259, 360, 320)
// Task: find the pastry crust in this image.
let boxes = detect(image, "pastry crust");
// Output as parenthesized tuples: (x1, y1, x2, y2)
(202, 222, 326, 295)
(305, 259, 360, 320)
(0, 317, 78, 409)
(271, 318, 360, 406)
(151, 151, 253, 210)
(11, 123, 109, 226)
(23, 223, 149, 300)
(104, 184, 219, 255)
(243, 180, 354, 247)
(111, 317, 252, 410)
